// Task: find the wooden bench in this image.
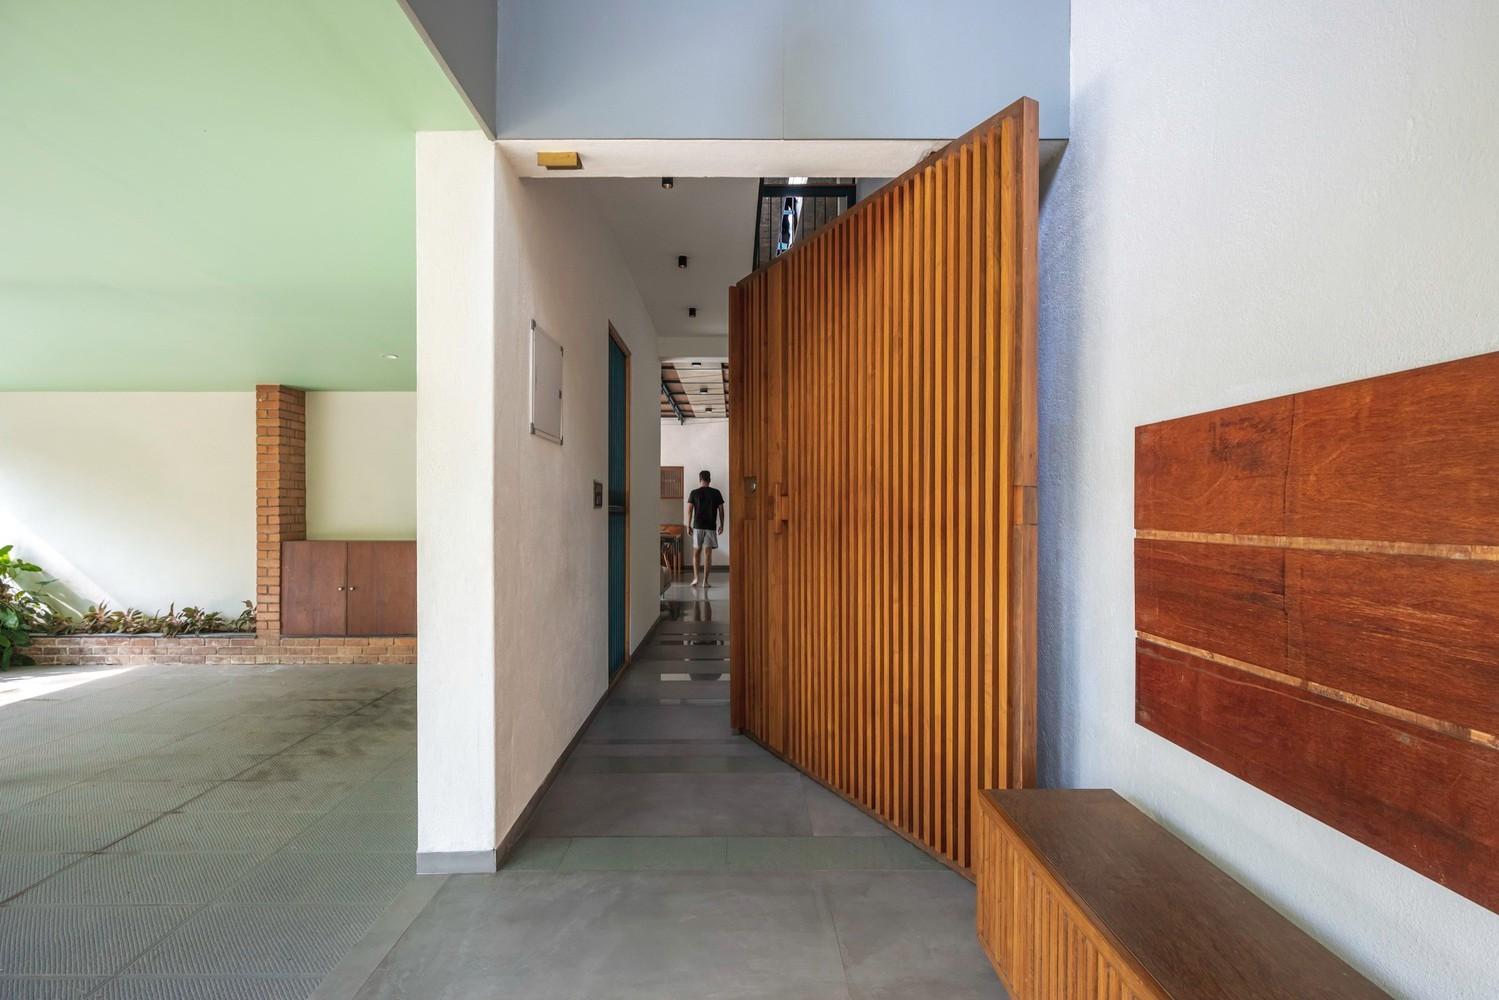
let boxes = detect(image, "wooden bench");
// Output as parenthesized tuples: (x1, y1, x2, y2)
(976, 789, 1388, 999)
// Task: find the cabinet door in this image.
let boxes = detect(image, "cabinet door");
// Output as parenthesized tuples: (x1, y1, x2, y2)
(281, 541, 348, 636)
(346, 541, 417, 636)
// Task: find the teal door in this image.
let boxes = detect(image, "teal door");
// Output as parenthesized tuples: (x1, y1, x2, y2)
(607, 334, 628, 679)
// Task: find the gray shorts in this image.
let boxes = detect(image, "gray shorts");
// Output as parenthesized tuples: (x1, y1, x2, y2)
(693, 528, 719, 550)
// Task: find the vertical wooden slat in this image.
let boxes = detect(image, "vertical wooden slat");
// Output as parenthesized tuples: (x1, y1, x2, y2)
(727, 98, 1042, 873)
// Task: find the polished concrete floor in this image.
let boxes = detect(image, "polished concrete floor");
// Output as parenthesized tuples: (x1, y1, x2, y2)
(0, 661, 417, 999)
(350, 582, 1004, 1000)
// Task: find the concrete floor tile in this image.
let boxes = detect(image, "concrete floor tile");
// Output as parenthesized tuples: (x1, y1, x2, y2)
(179, 781, 357, 814)
(819, 871, 1005, 999)
(528, 773, 811, 837)
(11, 853, 263, 906)
(128, 904, 382, 977)
(499, 838, 570, 872)
(15, 782, 216, 816)
(353, 872, 847, 1000)
(803, 779, 898, 837)
(581, 704, 735, 742)
(91, 976, 322, 1000)
(224, 851, 414, 905)
(0, 906, 194, 974)
(107, 812, 320, 854)
(558, 836, 728, 871)
(0, 813, 160, 855)
(724, 837, 896, 872)
(0, 978, 103, 999)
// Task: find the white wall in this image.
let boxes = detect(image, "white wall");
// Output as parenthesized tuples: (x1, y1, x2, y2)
(417, 131, 663, 860)
(416, 131, 499, 857)
(497, 0, 1070, 140)
(0, 393, 253, 616)
(306, 391, 416, 539)
(659, 418, 729, 566)
(1041, 2, 1499, 996)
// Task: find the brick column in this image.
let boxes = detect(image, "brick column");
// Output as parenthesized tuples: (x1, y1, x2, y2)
(255, 385, 306, 638)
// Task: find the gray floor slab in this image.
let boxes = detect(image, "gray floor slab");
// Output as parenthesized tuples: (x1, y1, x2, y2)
(128, 904, 383, 977)
(351, 872, 849, 1000)
(820, 871, 1006, 999)
(0, 978, 104, 999)
(804, 778, 898, 837)
(12, 852, 265, 906)
(92, 977, 324, 1000)
(581, 704, 734, 742)
(528, 772, 813, 837)
(0, 905, 194, 974)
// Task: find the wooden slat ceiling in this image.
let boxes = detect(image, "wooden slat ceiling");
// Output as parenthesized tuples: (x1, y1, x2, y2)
(661, 359, 729, 420)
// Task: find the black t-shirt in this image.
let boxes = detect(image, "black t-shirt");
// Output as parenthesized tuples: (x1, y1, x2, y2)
(688, 486, 725, 530)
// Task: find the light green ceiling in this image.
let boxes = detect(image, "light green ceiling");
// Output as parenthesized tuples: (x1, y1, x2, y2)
(0, 0, 477, 390)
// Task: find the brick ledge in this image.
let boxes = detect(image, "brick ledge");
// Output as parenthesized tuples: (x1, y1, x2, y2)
(27, 634, 416, 666)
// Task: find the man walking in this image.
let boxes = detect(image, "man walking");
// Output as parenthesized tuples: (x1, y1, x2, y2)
(686, 470, 725, 588)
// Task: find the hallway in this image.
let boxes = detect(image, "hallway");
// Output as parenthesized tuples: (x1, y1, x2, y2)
(350, 586, 1003, 999)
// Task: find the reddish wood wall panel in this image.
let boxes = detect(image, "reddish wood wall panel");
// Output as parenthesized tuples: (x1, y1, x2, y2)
(1136, 641, 1499, 910)
(1134, 350, 1499, 913)
(731, 99, 1039, 873)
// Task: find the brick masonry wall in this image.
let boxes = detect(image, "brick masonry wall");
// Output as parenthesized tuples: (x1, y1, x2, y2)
(28, 635, 416, 667)
(256, 385, 306, 638)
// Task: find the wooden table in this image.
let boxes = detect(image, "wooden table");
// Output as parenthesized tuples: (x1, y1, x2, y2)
(976, 789, 1388, 999)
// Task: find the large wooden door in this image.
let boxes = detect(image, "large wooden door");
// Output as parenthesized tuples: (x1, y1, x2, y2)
(729, 99, 1039, 872)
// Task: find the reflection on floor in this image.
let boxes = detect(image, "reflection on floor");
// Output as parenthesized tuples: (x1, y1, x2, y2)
(0, 661, 417, 999)
(352, 588, 1004, 1000)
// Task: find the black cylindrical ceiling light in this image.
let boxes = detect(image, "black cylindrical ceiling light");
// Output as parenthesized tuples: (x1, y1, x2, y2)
(661, 177, 674, 189)
(688, 307, 697, 317)
(677, 255, 688, 269)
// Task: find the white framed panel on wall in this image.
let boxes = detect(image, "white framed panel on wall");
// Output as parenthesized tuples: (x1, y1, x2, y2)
(529, 320, 564, 444)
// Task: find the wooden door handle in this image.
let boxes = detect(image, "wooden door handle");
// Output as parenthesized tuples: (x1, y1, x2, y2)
(771, 484, 790, 533)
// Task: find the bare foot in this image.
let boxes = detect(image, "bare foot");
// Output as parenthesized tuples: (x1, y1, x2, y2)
(689, 578, 699, 587)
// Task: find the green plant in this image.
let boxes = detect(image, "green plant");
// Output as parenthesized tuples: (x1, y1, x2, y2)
(0, 545, 59, 669)
(19, 583, 258, 641)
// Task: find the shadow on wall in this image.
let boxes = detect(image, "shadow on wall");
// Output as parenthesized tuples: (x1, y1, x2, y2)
(1035, 76, 1105, 793)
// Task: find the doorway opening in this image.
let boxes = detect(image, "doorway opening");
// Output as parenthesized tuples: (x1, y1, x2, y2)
(607, 324, 630, 681)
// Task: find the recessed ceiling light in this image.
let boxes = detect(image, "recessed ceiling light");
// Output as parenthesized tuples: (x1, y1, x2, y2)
(381, 353, 400, 360)
(699, 388, 708, 393)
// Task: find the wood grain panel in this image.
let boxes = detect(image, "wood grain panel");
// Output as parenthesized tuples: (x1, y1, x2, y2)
(1291, 550, 1499, 739)
(976, 789, 1388, 1000)
(346, 541, 416, 637)
(730, 99, 1039, 873)
(1136, 641, 1499, 912)
(1135, 539, 1287, 671)
(1134, 396, 1292, 536)
(1288, 352, 1499, 546)
(281, 541, 347, 637)
(1135, 351, 1499, 913)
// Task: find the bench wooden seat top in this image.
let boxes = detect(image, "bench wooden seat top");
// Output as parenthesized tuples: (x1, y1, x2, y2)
(977, 789, 1389, 1000)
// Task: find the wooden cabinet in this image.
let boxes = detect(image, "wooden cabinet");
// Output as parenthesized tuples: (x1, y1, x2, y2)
(281, 541, 416, 637)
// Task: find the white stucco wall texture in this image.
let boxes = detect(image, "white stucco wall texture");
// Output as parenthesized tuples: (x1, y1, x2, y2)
(416, 132, 663, 857)
(1041, 2, 1499, 996)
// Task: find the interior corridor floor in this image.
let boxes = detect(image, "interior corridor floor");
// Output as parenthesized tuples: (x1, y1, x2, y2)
(348, 582, 1004, 1000)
